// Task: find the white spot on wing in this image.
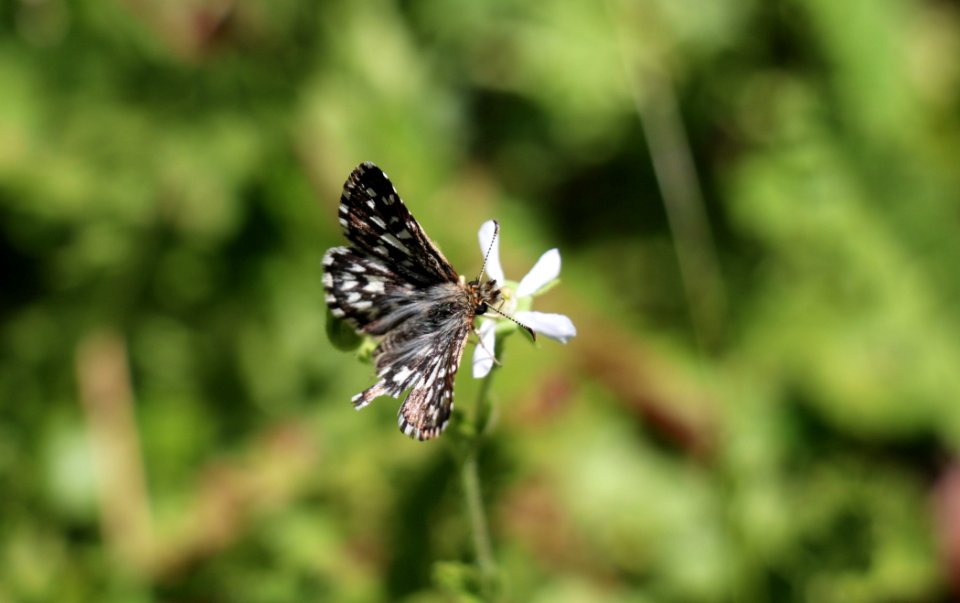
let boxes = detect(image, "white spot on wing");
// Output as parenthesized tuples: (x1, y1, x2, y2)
(382, 234, 411, 254)
(393, 366, 412, 383)
(370, 216, 387, 229)
(363, 280, 384, 294)
(424, 368, 438, 390)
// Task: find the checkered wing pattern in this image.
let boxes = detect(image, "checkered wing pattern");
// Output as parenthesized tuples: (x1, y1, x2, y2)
(322, 247, 419, 335)
(337, 162, 457, 286)
(349, 283, 473, 440)
(323, 163, 487, 441)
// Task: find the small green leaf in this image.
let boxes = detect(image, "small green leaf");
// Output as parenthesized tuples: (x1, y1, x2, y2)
(325, 308, 362, 351)
(433, 561, 485, 602)
(355, 336, 377, 364)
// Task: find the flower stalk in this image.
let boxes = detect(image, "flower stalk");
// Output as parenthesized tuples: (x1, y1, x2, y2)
(450, 221, 577, 599)
(459, 339, 500, 597)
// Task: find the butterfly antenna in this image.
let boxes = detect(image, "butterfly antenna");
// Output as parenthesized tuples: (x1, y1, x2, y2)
(476, 220, 499, 283)
(488, 304, 536, 341)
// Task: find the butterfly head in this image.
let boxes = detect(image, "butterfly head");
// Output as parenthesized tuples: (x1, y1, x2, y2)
(465, 276, 536, 340)
(466, 277, 502, 317)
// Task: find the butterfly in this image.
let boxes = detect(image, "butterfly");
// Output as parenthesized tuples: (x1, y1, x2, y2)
(322, 162, 516, 440)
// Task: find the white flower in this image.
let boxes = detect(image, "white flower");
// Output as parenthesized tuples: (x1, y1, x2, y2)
(472, 220, 577, 378)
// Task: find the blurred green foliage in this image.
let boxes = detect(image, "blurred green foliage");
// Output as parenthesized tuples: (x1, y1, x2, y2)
(2, 0, 960, 601)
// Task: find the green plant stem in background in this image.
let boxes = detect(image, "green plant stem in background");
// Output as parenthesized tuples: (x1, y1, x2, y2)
(459, 341, 501, 596)
(461, 452, 494, 581)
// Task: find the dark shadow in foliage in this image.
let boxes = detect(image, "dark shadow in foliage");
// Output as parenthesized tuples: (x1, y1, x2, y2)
(27, 3, 325, 122)
(742, 387, 946, 603)
(0, 200, 48, 319)
(468, 88, 668, 250)
(467, 89, 553, 166)
(223, 180, 286, 282)
(781, 384, 945, 484)
(385, 449, 458, 598)
(154, 520, 334, 603)
(190, 179, 287, 444)
(536, 130, 665, 248)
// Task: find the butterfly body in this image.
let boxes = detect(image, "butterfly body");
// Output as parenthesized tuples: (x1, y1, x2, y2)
(323, 162, 501, 440)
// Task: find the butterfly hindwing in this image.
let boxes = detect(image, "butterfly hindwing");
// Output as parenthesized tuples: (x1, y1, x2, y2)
(397, 319, 471, 440)
(349, 282, 473, 440)
(323, 246, 417, 334)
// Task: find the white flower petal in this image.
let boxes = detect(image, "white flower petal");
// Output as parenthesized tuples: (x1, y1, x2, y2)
(514, 311, 577, 344)
(516, 249, 561, 298)
(477, 220, 505, 284)
(472, 320, 498, 378)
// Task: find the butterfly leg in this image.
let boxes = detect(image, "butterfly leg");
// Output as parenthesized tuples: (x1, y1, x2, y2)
(473, 326, 502, 367)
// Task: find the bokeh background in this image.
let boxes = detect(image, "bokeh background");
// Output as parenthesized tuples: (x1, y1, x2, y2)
(3, 0, 960, 601)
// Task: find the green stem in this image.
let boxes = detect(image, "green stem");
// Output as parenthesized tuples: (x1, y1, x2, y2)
(473, 357, 497, 437)
(461, 452, 495, 581)
(459, 343, 500, 595)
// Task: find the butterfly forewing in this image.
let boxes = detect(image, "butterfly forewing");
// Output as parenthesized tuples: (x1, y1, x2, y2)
(324, 162, 497, 441)
(338, 162, 458, 286)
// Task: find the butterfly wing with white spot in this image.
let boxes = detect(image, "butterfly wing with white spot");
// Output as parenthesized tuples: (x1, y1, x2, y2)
(323, 246, 426, 334)
(324, 162, 490, 441)
(396, 321, 470, 440)
(338, 162, 458, 286)
(349, 283, 473, 440)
